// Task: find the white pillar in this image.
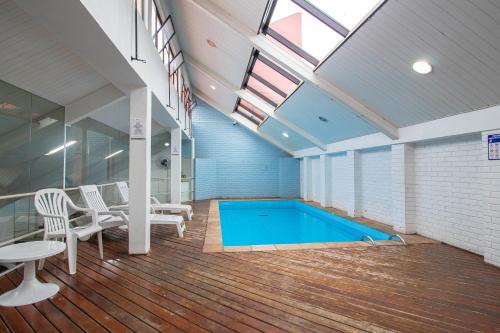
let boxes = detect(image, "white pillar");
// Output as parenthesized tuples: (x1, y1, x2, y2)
(319, 154, 332, 207)
(390, 144, 416, 234)
(303, 157, 312, 201)
(170, 127, 182, 204)
(482, 130, 500, 267)
(346, 150, 361, 217)
(128, 87, 151, 254)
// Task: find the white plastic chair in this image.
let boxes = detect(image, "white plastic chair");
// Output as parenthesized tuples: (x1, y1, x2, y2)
(115, 181, 193, 220)
(82, 184, 186, 238)
(79, 185, 129, 230)
(34, 189, 103, 275)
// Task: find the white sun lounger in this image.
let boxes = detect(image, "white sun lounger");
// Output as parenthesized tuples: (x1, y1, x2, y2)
(80, 185, 186, 238)
(115, 181, 193, 220)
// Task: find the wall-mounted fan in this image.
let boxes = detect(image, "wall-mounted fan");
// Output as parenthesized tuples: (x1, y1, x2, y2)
(155, 156, 170, 169)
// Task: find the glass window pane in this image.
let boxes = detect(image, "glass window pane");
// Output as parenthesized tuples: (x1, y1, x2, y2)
(239, 99, 267, 119)
(268, 0, 343, 62)
(246, 76, 284, 106)
(306, 0, 380, 30)
(252, 58, 298, 96)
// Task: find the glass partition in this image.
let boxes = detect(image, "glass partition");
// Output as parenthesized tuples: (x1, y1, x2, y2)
(151, 129, 171, 203)
(0, 80, 65, 242)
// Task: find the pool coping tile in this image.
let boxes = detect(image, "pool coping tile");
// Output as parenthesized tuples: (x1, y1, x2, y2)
(202, 199, 438, 253)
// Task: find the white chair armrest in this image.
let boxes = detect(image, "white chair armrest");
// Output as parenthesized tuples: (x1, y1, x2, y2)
(150, 196, 161, 205)
(38, 212, 66, 220)
(97, 210, 129, 224)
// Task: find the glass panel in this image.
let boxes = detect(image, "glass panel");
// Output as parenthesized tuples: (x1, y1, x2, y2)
(268, 0, 343, 62)
(0, 80, 65, 241)
(239, 99, 267, 119)
(247, 76, 285, 106)
(151, 129, 171, 203)
(253, 58, 298, 96)
(235, 108, 261, 125)
(306, 0, 380, 30)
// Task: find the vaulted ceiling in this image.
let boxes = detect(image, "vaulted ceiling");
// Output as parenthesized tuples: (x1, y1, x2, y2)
(165, 0, 500, 154)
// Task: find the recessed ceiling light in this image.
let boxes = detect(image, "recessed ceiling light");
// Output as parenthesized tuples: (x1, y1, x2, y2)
(318, 116, 328, 123)
(412, 60, 432, 74)
(209, 84, 216, 90)
(206, 39, 217, 48)
(282, 132, 289, 138)
(164, 142, 170, 147)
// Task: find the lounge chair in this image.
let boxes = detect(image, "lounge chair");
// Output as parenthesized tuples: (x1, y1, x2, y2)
(115, 181, 193, 220)
(80, 185, 186, 238)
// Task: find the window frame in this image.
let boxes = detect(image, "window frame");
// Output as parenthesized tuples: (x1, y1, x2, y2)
(233, 98, 268, 126)
(241, 50, 300, 108)
(261, 0, 350, 66)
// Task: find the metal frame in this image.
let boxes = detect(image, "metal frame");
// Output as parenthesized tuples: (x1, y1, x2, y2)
(169, 50, 184, 77)
(233, 97, 267, 125)
(241, 49, 300, 108)
(261, 0, 351, 66)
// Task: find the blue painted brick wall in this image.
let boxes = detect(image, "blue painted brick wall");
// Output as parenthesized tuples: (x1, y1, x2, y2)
(193, 101, 300, 200)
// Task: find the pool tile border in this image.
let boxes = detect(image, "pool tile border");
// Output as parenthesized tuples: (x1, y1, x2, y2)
(202, 199, 437, 253)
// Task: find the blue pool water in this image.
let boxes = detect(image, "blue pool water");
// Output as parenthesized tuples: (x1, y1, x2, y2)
(219, 200, 390, 246)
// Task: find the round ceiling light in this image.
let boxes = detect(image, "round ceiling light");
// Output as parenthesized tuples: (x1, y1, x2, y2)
(206, 39, 217, 48)
(209, 84, 216, 90)
(412, 60, 432, 74)
(282, 132, 289, 138)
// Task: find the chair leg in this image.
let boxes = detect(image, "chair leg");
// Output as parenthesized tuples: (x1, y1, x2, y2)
(67, 233, 78, 275)
(176, 222, 184, 238)
(97, 231, 103, 259)
(188, 209, 193, 221)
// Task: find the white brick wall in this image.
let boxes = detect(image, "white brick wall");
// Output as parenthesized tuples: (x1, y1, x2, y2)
(413, 134, 484, 255)
(359, 147, 392, 224)
(330, 153, 349, 210)
(311, 157, 321, 202)
(300, 132, 500, 267)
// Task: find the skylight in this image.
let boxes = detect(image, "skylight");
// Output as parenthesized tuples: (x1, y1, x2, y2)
(242, 51, 300, 108)
(234, 98, 268, 126)
(262, 0, 382, 65)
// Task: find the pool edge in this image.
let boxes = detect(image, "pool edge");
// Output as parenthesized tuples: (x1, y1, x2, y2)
(202, 199, 438, 253)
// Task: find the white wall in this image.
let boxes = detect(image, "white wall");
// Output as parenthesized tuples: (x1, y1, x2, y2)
(413, 134, 484, 255)
(300, 131, 500, 267)
(359, 147, 392, 224)
(310, 157, 321, 202)
(330, 152, 349, 210)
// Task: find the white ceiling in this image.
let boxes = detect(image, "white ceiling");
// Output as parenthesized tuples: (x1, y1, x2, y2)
(0, 0, 109, 106)
(277, 83, 377, 143)
(164, 0, 500, 153)
(259, 118, 314, 151)
(316, 0, 500, 127)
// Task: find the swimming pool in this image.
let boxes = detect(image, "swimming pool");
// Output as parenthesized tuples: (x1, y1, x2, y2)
(218, 200, 390, 246)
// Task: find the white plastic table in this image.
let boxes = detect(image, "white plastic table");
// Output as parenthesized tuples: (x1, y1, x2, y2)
(0, 241, 66, 306)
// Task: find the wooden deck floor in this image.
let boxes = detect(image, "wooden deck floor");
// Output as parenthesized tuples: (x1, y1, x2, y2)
(1, 200, 499, 332)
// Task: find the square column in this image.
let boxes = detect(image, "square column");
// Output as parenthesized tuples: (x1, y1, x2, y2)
(128, 87, 151, 254)
(319, 154, 332, 207)
(391, 143, 416, 234)
(170, 127, 182, 204)
(482, 130, 500, 267)
(303, 157, 312, 201)
(346, 150, 361, 217)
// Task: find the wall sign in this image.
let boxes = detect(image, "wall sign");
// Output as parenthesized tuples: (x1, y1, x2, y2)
(488, 134, 500, 160)
(130, 118, 145, 139)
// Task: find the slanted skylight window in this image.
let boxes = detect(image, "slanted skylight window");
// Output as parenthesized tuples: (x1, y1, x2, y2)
(262, 0, 381, 65)
(234, 98, 268, 125)
(242, 51, 300, 108)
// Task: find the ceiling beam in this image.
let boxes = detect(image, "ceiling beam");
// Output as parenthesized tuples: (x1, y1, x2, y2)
(194, 89, 295, 155)
(185, 53, 327, 150)
(187, 0, 399, 140)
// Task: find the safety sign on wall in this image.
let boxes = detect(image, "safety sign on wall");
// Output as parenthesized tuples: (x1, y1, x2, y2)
(488, 134, 500, 160)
